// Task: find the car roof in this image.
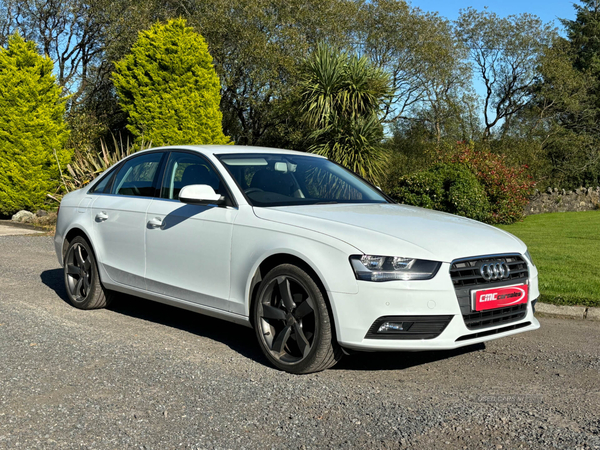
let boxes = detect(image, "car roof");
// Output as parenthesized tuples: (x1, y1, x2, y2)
(136, 145, 326, 158)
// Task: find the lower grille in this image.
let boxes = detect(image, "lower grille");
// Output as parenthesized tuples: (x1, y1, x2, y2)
(365, 315, 453, 340)
(456, 321, 531, 342)
(462, 304, 527, 330)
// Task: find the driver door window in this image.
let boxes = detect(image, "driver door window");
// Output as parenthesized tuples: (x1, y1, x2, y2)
(161, 152, 223, 200)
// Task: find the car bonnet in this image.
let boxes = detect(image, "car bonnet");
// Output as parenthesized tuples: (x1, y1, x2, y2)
(252, 203, 526, 263)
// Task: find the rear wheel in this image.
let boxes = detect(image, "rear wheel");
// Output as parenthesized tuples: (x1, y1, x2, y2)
(64, 236, 112, 309)
(253, 264, 342, 374)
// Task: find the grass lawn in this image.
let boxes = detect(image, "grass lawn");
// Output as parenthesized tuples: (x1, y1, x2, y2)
(497, 210, 600, 307)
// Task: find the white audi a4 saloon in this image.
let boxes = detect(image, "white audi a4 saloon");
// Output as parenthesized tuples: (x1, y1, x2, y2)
(55, 145, 540, 373)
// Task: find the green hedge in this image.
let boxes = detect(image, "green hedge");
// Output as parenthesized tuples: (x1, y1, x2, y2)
(389, 163, 491, 222)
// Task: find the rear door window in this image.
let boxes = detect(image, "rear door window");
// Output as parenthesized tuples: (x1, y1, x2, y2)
(111, 152, 163, 197)
(88, 166, 117, 194)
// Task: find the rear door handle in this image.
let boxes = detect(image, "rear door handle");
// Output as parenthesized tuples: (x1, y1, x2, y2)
(95, 212, 108, 222)
(147, 217, 163, 229)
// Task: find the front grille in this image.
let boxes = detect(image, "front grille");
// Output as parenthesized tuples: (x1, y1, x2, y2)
(450, 254, 528, 288)
(450, 254, 529, 330)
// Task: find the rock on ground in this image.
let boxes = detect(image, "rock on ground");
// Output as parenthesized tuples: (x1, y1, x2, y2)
(11, 210, 35, 223)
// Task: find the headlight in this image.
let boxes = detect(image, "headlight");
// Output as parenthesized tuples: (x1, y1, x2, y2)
(524, 250, 535, 267)
(350, 255, 441, 282)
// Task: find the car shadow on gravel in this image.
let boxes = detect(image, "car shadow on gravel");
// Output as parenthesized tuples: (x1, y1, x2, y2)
(333, 343, 485, 371)
(41, 268, 70, 304)
(107, 294, 267, 365)
(41, 268, 485, 372)
(40, 268, 267, 365)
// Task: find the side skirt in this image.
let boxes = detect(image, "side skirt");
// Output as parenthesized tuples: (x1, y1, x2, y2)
(101, 277, 252, 329)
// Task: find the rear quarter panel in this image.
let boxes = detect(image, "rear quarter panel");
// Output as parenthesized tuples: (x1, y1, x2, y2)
(54, 189, 94, 266)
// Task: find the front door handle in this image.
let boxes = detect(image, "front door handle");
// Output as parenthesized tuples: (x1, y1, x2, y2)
(95, 212, 108, 222)
(147, 217, 163, 229)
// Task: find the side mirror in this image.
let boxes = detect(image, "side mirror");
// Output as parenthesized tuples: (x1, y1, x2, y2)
(179, 184, 225, 205)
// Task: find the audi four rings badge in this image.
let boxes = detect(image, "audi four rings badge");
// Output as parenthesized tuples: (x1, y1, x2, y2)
(480, 262, 511, 281)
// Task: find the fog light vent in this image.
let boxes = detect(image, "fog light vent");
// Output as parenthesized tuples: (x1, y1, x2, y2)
(366, 315, 453, 340)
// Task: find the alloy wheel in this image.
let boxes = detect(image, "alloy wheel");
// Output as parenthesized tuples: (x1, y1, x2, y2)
(65, 243, 93, 302)
(257, 275, 317, 364)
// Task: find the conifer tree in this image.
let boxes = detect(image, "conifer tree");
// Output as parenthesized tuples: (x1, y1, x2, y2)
(563, 0, 600, 76)
(0, 33, 70, 215)
(113, 18, 229, 146)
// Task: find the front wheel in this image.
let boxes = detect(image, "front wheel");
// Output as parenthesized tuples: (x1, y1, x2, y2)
(253, 264, 342, 374)
(64, 236, 112, 310)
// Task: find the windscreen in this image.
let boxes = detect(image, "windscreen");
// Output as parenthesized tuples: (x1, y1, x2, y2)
(218, 153, 389, 207)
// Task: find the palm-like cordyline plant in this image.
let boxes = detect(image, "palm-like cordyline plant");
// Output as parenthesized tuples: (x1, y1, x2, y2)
(300, 43, 392, 183)
(61, 134, 151, 192)
(310, 115, 388, 181)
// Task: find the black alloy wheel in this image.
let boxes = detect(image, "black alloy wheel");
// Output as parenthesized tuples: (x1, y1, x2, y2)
(254, 264, 342, 374)
(64, 236, 112, 309)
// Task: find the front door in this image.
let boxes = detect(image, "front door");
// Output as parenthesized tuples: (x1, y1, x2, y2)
(144, 151, 238, 310)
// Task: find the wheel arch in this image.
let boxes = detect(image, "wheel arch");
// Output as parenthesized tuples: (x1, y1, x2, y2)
(247, 252, 339, 342)
(62, 227, 95, 261)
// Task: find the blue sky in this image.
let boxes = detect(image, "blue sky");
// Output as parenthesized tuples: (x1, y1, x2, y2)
(407, 1, 579, 125)
(410, 0, 578, 29)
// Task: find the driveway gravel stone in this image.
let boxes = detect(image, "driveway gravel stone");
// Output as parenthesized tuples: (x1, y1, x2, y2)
(0, 235, 599, 449)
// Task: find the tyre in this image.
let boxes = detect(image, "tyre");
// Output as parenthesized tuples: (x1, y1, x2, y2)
(253, 264, 342, 374)
(63, 236, 112, 310)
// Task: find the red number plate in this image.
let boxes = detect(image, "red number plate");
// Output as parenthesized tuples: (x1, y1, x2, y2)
(472, 284, 529, 312)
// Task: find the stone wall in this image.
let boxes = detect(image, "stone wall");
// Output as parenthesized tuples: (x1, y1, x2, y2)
(525, 187, 600, 215)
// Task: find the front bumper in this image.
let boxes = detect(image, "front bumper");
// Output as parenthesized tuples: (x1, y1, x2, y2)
(329, 262, 540, 351)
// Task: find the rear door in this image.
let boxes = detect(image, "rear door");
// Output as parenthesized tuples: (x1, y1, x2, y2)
(91, 151, 165, 289)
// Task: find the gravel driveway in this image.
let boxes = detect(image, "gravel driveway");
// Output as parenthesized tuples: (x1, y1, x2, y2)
(0, 235, 598, 449)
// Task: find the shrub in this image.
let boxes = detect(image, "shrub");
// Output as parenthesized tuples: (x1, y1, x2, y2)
(388, 144, 535, 224)
(62, 135, 152, 192)
(113, 18, 230, 146)
(446, 144, 536, 224)
(0, 33, 71, 216)
(390, 163, 490, 222)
